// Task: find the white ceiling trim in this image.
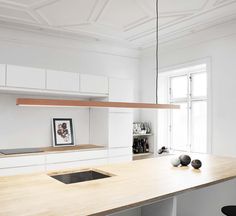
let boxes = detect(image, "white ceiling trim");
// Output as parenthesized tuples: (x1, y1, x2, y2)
(128, 29, 156, 42)
(93, 0, 110, 22)
(0, 0, 235, 49)
(0, 5, 39, 24)
(159, 12, 236, 45)
(0, 0, 27, 8)
(159, 0, 209, 16)
(159, 0, 236, 32)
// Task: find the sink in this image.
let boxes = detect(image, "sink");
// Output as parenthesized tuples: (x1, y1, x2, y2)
(49, 169, 112, 184)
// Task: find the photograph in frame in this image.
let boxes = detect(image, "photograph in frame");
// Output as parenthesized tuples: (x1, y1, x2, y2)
(52, 118, 75, 147)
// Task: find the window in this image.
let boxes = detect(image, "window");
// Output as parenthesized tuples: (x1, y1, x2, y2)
(158, 63, 208, 153)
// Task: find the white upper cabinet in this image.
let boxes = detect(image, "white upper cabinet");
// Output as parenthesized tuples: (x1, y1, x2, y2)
(6, 65, 46, 89)
(46, 70, 79, 92)
(80, 74, 108, 94)
(109, 78, 133, 102)
(0, 64, 6, 86)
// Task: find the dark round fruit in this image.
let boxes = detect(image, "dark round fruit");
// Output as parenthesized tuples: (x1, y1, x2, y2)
(191, 159, 202, 169)
(179, 154, 191, 166)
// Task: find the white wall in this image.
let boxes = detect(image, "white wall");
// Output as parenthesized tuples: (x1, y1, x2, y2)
(158, 31, 236, 157)
(0, 27, 140, 149)
(0, 94, 90, 149)
(139, 47, 158, 153)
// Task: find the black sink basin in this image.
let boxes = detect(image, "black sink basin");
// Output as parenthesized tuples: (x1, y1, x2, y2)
(49, 170, 111, 184)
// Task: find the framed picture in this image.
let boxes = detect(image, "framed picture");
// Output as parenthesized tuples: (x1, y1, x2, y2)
(52, 118, 75, 147)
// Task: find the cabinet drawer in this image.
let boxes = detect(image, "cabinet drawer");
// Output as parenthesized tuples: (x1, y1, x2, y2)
(109, 147, 132, 157)
(0, 155, 45, 169)
(80, 74, 108, 94)
(0, 165, 45, 176)
(6, 65, 46, 89)
(108, 155, 132, 164)
(0, 64, 6, 86)
(46, 149, 108, 164)
(46, 158, 108, 171)
(46, 70, 79, 92)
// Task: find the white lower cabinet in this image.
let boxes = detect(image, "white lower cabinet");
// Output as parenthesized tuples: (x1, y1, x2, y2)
(0, 149, 109, 176)
(108, 155, 132, 164)
(0, 155, 45, 169)
(0, 155, 46, 176)
(45, 149, 108, 171)
(109, 147, 132, 157)
(108, 147, 132, 164)
(45, 149, 108, 164)
(0, 165, 45, 176)
(46, 158, 108, 171)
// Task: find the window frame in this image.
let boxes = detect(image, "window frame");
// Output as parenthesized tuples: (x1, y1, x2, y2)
(158, 58, 212, 154)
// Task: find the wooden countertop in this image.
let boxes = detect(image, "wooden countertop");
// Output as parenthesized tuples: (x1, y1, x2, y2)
(0, 153, 236, 216)
(0, 144, 106, 158)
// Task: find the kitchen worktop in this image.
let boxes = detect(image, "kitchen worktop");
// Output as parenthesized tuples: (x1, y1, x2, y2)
(0, 154, 236, 216)
(0, 144, 106, 158)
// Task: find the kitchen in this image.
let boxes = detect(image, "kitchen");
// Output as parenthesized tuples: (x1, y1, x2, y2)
(0, 0, 236, 215)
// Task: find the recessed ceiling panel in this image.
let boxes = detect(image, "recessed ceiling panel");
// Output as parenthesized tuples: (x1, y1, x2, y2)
(141, 0, 156, 14)
(124, 18, 155, 37)
(158, 16, 184, 27)
(0, 6, 36, 22)
(36, 0, 97, 26)
(129, 30, 156, 48)
(0, 0, 235, 49)
(214, 0, 233, 5)
(65, 23, 125, 40)
(98, 0, 149, 30)
(4, 0, 40, 6)
(159, 0, 208, 13)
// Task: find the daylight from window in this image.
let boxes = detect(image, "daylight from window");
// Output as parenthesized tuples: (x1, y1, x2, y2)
(158, 64, 208, 153)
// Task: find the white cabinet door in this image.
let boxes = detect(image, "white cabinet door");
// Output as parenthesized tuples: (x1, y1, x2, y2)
(108, 155, 132, 164)
(46, 149, 108, 164)
(109, 78, 133, 102)
(46, 158, 108, 171)
(109, 113, 133, 148)
(6, 65, 46, 89)
(109, 147, 132, 157)
(80, 74, 108, 94)
(0, 64, 6, 86)
(46, 70, 79, 92)
(0, 165, 45, 176)
(0, 155, 45, 169)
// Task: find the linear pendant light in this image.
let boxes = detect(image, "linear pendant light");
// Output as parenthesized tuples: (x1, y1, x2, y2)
(16, 0, 179, 110)
(16, 98, 179, 109)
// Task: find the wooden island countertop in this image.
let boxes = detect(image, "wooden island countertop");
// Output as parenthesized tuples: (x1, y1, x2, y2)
(0, 153, 236, 216)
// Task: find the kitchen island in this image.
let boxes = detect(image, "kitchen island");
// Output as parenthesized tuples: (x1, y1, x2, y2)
(0, 153, 236, 216)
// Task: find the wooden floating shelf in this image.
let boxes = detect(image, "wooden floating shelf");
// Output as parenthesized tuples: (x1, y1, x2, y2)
(16, 98, 180, 109)
(133, 133, 153, 137)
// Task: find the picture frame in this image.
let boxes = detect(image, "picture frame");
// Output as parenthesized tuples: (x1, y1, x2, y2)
(52, 118, 75, 147)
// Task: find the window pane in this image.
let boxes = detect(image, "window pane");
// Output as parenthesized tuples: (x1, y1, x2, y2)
(191, 101, 207, 153)
(191, 73, 207, 97)
(171, 103, 188, 151)
(170, 75, 188, 99)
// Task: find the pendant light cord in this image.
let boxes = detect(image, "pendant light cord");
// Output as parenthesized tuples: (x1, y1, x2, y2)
(156, 0, 159, 104)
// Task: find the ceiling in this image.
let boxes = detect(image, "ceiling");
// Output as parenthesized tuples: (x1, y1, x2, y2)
(0, 0, 236, 49)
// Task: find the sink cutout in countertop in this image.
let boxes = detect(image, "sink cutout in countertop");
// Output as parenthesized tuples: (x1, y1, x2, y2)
(49, 169, 112, 184)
